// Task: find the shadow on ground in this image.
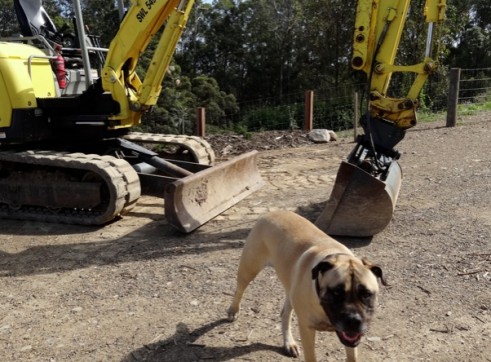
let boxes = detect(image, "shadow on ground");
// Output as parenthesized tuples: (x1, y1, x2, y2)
(121, 319, 284, 362)
(0, 220, 251, 277)
(0, 201, 373, 277)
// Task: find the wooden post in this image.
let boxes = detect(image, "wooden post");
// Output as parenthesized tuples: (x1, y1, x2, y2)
(304, 90, 314, 131)
(196, 107, 206, 137)
(353, 91, 359, 142)
(446, 68, 461, 127)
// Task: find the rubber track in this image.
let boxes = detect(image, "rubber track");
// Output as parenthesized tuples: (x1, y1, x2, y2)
(123, 132, 216, 165)
(0, 150, 141, 225)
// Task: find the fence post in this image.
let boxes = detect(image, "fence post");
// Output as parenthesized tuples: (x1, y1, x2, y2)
(196, 107, 206, 137)
(353, 91, 359, 142)
(304, 90, 314, 131)
(446, 68, 461, 127)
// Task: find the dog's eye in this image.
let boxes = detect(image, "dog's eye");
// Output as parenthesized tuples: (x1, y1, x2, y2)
(358, 286, 373, 300)
(329, 286, 345, 299)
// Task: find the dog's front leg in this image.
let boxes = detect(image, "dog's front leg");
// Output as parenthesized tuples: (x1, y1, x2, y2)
(298, 323, 317, 362)
(227, 285, 245, 322)
(345, 346, 358, 362)
(281, 297, 300, 357)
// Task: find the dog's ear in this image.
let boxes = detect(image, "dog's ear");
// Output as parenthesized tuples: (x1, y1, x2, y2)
(312, 260, 335, 280)
(362, 258, 388, 286)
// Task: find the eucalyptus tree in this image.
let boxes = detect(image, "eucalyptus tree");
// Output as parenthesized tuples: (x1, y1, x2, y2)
(177, 0, 252, 100)
(296, 0, 356, 90)
(445, 0, 491, 68)
(0, 0, 18, 36)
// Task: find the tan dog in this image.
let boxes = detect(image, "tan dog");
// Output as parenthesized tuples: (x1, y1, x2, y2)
(227, 210, 387, 362)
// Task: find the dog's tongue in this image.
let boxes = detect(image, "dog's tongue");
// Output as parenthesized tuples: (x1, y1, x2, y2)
(341, 331, 362, 343)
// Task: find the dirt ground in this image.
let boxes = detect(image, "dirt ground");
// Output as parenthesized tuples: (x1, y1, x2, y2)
(1, 113, 490, 362)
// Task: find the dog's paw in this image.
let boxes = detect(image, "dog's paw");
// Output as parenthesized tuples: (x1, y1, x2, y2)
(283, 341, 300, 358)
(227, 307, 239, 322)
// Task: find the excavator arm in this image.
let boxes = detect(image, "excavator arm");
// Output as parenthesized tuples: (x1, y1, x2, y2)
(352, 0, 446, 129)
(102, 0, 195, 128)
(316, 0, 446, 237)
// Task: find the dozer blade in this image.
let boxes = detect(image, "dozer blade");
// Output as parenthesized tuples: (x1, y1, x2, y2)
(315, 160, 402, 237)
(164, 151, 264, 232)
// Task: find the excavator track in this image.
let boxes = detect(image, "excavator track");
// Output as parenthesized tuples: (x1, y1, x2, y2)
(0, 150, 141, 225)
(123, 132, 216, 165)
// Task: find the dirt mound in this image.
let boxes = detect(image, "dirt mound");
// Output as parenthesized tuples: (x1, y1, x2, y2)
(206, 130, 320, 158)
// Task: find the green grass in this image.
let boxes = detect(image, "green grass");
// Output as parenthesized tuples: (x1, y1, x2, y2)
(417, 111, 446, 123)
(457, 101, 491, 115)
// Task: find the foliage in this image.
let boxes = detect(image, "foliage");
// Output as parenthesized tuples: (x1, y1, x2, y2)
(313, 100, 354, 131)
(141, 65, 240, 134)
(1, 0, 491, 134)
(0, 0, 18, 36)
(242, 103, 304, 131)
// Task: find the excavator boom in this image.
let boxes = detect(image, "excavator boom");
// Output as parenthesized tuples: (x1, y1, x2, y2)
(316, 0, 446, 237)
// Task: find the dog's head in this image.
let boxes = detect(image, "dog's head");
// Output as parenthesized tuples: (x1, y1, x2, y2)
(311, 254, 387, 347)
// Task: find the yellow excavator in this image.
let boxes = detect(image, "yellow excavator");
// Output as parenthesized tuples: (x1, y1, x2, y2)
(0, 0, 445, 236)
(0, 0, 263, 232)
(316, 0, 447, 236)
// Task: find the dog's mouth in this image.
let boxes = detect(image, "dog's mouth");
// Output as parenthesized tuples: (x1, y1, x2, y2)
(336, 330, 363, 347)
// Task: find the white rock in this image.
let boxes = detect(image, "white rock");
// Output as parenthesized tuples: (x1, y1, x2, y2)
(327, 130, 338, 141)
(308, 129, 330, 143)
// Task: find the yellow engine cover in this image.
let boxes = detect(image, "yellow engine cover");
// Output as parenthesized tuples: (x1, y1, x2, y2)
(0, 42, 57, 127)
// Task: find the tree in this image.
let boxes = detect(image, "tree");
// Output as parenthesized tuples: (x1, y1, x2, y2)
(471, 0, 491, 30)
(178, 0, 358, 102)
(177, 0, 251, 98)
(192, 75, 239, 127)
(449, 26, 491, 68)
(142, 64, 239, 133)
(297, 0, 357, 89)
(80, 0, 120, 46)
(0, 0, 18, 36)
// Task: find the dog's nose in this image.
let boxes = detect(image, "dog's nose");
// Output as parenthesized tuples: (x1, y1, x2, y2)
(344, 312, 363, 330)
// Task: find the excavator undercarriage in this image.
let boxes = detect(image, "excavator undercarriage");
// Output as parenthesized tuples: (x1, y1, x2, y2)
(0, 133, 263, 231)
(0, 150, 141, 225)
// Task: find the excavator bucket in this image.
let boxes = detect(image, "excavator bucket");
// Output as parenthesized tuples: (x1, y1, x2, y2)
(164, 151, 264, 232)
(315, 160, 402, 237)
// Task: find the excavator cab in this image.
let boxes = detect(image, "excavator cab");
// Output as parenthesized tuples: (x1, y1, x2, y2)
(14, 0, 58, 40)
(13, 0, 104, 85)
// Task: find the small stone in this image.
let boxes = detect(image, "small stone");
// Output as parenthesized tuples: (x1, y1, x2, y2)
(221, 145, 233, 155)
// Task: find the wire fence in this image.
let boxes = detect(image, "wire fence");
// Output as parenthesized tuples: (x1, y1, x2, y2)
(208, 67, 491, 135)
(216, 83, 360, 134)
(458, 68, 491, 104)
(445, 67, 491, 127)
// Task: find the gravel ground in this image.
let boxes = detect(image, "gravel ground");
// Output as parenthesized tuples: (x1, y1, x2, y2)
(0, 112, 490, 362)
